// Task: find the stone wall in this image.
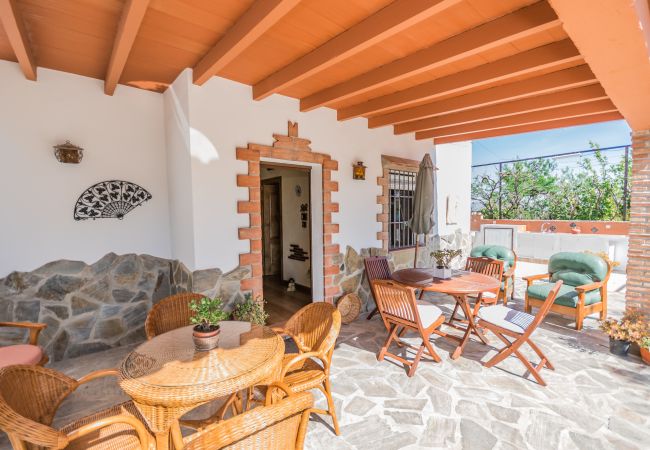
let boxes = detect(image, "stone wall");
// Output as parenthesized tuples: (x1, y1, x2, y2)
(0, 253, 247, 361)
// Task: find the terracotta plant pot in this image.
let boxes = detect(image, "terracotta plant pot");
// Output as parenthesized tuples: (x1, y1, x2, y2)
(608, 337, 631, 356)
(192, 325, 221, 352)
(641, 347, 650, 365)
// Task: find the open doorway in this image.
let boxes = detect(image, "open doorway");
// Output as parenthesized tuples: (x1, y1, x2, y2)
(261, 163, 312, 325)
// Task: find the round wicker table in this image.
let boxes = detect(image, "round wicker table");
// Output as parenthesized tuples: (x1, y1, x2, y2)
(391, 269, 500, 360)
(119, 321, 284, 450)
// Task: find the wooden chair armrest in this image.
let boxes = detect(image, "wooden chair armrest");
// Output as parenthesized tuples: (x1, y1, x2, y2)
(0, 321, 47, 345)
(65, 413, 150, 449)
(575, 281, 604, 293)
(77, 369, 119, 385)
(281, 352, 328, 379)
(522, 273, 550, 285)
(504, 267, 516, 278)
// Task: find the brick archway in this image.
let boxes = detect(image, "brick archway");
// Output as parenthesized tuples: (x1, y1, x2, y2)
(236, 122, 341, 304)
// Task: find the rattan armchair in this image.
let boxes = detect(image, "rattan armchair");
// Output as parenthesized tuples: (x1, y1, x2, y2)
(0, 365, 151, 449)
(144, 292, 205, 339)
(0, 321, 48, 368)
(175, 383, 313, 450)
(265, 302, 342, 436)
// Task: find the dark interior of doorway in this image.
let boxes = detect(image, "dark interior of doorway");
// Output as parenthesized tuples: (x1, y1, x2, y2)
(261, 163, 312, 325)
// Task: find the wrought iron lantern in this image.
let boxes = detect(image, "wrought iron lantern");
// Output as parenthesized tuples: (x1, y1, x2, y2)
(353, 161, 367, 180)
(53, 140, 83, 164)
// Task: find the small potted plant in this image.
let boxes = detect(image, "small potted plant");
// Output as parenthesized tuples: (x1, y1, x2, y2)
(599, 311, 646, 356)
(430, 249, 462, 279)
(189, 296, 230, 352)
(640, 336, 650, 365)
(232, 294, 269, 325)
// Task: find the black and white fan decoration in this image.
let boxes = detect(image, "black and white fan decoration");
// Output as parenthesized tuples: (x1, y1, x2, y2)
(74, 180, 152, 220)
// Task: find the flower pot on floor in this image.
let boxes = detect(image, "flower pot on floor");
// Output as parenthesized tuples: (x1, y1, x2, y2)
(433, 267, 452, 279)
(192, 325, 221, 352)
(609, 337, 631, 356)
(641, 347, 650, 365)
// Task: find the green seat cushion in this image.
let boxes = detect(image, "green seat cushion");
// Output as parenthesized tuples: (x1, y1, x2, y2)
(470, 245, 515, 271)
(527, 281, 602, 308)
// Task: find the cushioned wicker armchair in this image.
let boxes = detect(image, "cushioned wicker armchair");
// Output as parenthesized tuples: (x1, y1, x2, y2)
(470, 245, 517, 304)
(144, 292, 205, 339)
(525, 252, 612, 330)
(0, 365, 151, 449)
(175, 383, 313, 450)
(0, 321, 48, 369)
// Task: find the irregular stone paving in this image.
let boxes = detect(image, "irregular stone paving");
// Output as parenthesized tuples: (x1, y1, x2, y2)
(1, 279, 648, 450)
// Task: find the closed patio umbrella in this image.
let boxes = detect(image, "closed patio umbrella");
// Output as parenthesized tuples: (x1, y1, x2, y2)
(408, 153, 435, 268)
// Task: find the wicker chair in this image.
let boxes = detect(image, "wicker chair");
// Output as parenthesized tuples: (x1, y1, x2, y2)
(175, 383, 313, 450)
(363, 256, 392, 322)
(144, 292, 205, 339)
(0, 321, 48, 368)
(0, 365, 151, 449)
(267, 302, 342, 436)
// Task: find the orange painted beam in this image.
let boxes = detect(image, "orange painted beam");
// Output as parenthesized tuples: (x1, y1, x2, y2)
(368, 64, 596, 128)
(0, 0, 36, 80)
(337, 39, 581, 122)
(432, 112, 623, 144)
(415, 99, 617, 140)
(252, 0, 461, 100)
(194, 0, 300, 86)
(105, 0, 150, 95)
(548, 0, 650, 130)
(395, 83, 607, 134)
(301, 1, 560, 111)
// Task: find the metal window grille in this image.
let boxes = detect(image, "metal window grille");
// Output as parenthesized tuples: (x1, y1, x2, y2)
(388, 169, 417, 250)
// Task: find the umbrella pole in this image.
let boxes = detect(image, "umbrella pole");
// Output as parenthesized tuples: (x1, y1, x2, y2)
(414, 235, 419, 268)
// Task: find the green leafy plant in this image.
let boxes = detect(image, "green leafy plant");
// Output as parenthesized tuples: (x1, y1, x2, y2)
(599, 311, 647, 343)
(189, 296, 230, 332)
(640, 336, 650, 350)
(431, 249, 462, 269)
(232, 294, 269, 326)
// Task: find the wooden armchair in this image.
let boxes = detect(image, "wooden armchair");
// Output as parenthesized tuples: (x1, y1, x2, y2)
(175, 383, 313, 450)
(0, 365, 151, 449)
(524, 252, 612, 330)
(267, 302, 342, 436)
(0, 321, 48, 368)
(144, 292, 205, 339)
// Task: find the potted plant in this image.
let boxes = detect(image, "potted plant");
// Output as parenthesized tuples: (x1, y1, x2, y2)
(189, 296, 230, 352)
(599, 311, 646, 356)
(430, 249, 462, 279)
(232, 294, 269, 325)
(640, 336, 650, 365)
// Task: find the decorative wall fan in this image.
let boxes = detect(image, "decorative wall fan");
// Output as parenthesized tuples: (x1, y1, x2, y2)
(74, 180, 152, 220)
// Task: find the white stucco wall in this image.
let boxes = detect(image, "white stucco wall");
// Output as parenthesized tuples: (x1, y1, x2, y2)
(0, 61, 171, 277)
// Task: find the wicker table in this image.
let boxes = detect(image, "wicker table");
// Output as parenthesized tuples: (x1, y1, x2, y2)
(391, 269, 500, 359)
(119, 321, 284, 450)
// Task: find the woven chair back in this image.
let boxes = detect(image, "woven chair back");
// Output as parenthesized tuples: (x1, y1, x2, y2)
(284, 303, 341, 355)
(144, 292, 205, 339)
(182, 391, 313, 449)
(372, 280, 419, 327)
(465, 257, 504, 281)
(0, 365, 75, 448)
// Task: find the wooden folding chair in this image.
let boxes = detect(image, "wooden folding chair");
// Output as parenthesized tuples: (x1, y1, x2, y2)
(477, 280, 563, 386)
(364, 256, 392, 321)
(449, 257, 504, 323)
(372, 280, 445, 377)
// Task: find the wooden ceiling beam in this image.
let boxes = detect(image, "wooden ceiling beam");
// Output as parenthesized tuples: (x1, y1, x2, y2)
(415, 99, 618, 140)
(433, 112, 624, 144)
(395, 83, 607, 134)
(252, 0, 462, 100)
(105, 0, 150, 95)
(338, 39, 582, 120)
(194, 0, 301, 86)
(301, 1, 560, 112)
(0, 0, 36, 80)
(368, 64, 596, 128)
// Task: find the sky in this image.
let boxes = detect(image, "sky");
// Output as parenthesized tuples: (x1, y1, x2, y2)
(471, 119, 632, 166)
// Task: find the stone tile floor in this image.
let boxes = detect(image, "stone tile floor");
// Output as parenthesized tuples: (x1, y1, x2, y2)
(1, 279, 648, 449)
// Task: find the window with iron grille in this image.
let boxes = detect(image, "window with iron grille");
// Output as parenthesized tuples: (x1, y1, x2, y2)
(388, 169, 417, 250)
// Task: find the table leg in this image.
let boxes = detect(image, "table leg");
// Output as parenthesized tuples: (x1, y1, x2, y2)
(451, 294, 488, 360)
